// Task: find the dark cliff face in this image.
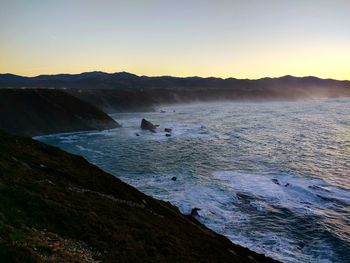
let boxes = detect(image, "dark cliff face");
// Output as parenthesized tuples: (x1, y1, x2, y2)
(0, 131, 279, 262)
(0, 89, 120, 137)
(2, 72, 349, 113)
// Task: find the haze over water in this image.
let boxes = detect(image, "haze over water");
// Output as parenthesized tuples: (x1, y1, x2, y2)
(38, 98, 350, 263)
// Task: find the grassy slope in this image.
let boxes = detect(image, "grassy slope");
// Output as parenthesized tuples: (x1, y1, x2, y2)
(0, 131, 280, 263)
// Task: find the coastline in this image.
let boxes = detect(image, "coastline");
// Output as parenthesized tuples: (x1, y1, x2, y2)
(0, 130, 280, 262)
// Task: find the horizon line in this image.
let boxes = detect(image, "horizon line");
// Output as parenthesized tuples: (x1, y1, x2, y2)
(1, 71, 349, 82)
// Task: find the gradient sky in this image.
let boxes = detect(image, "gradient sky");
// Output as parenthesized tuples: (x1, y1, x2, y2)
(1, 0, 349, 79)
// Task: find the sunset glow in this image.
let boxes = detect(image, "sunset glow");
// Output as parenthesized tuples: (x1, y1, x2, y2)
(1, 0, 349, 79)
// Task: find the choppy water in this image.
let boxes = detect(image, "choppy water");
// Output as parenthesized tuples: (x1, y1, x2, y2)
(37, 98, 350, 263)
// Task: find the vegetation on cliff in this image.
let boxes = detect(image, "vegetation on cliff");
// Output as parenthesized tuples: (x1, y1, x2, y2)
(0, 131, 279, 262)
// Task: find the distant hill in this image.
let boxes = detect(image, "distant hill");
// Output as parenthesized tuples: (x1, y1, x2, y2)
(1, 72, 350, 112)
(0, 89, 120, 136)
(0, 130, 279, 262)
(1, 71, 349, 90)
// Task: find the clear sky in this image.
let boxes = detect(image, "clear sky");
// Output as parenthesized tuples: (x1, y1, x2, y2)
(1, 0, 349, 79)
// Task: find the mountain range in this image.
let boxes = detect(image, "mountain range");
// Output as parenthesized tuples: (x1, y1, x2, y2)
(1, 71, 350, 90)
(1, 72, 350, 113)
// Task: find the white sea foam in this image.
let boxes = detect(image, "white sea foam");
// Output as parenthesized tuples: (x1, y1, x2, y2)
(76, 145, 105, 155)
(212, 171, 350, 215)
(37, 99, 350, 263)
(120, 170, 327, 263)
(107, 120, 214, 141)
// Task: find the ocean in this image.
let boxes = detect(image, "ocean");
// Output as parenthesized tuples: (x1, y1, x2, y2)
(36, 98, 350, 263)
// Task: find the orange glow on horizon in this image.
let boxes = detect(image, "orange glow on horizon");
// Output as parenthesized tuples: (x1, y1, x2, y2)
(1, 1, 349, 81)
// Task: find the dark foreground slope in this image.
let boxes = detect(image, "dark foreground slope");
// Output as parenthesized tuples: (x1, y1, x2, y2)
(0, 89, 120, 136)
(0, 131, 279, 263)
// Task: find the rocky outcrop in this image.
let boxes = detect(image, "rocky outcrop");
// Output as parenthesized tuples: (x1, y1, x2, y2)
(0, 89, 120, 137)
(140, 118, 157, 131)
(191, 207, 201, 218)
(0, 130, 280, 263)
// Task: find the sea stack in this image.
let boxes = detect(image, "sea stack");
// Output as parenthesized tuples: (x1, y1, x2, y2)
(140, 118, 157, 131)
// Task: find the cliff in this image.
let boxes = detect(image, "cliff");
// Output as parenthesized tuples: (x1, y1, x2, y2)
(0, 89, 120, 136)
(0, 130, 279, 262)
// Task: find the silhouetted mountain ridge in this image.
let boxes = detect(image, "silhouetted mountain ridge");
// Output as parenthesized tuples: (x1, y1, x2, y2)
(1, 72, 349, 113)
(1, 71, 349, 89)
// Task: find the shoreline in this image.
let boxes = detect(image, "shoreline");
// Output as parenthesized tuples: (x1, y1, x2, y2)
(0, 130, 280, 262)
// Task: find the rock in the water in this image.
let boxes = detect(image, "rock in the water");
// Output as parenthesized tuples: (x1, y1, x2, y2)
(171, 176, 177, 181)
(191, 208, 201, 217)
(164, 128, 172, 133)
(135, 133, 140, 136)
(165, 133, 171, 137)
(141, 118, 157, 131)
(271, 179, 280, 185)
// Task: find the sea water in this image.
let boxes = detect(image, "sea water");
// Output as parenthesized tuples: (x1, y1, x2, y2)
(37, 98, 350, 263)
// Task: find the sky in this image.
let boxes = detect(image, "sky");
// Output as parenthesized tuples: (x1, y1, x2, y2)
(0, 0, 349, 79)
